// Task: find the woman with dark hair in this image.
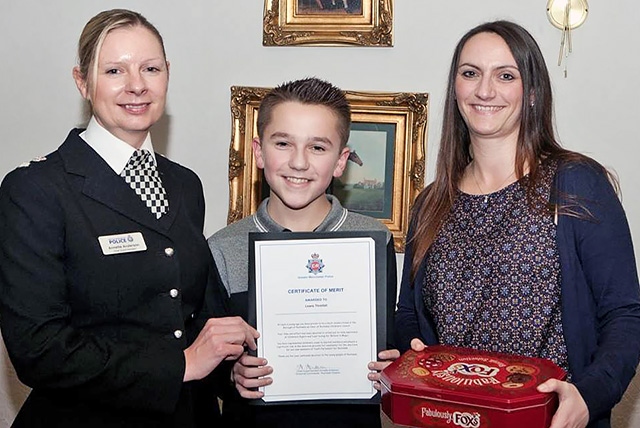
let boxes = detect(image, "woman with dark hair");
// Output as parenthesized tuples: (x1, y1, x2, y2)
(395, 20, 640, 428)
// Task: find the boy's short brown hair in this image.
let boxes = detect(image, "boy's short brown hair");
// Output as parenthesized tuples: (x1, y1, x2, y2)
(256, 77, 351, 148)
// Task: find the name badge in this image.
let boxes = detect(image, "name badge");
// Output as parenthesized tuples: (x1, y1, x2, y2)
(98, 232, 147, 255)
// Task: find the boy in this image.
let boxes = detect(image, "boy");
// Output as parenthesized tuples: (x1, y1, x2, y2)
(207, 77, 398, 427)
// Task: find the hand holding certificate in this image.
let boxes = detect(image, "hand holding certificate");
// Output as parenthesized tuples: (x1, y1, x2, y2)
(248, 231, 388, 404)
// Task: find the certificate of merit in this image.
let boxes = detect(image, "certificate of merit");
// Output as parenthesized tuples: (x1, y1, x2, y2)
(248, 231, 387, 404)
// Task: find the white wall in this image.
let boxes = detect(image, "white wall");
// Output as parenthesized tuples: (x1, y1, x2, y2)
(1, 1, 639, 426)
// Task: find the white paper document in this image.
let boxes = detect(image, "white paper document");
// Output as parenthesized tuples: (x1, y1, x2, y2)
(253, 236, 378, 402)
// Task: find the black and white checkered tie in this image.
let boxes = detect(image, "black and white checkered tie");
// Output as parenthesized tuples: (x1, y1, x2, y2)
(121, 149, 169, 219)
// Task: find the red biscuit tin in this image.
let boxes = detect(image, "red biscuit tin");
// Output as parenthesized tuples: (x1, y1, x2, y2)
(380, 345, 566, 428)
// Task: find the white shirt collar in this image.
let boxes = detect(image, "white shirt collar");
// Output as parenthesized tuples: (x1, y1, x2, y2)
(79, 117, 157, 175)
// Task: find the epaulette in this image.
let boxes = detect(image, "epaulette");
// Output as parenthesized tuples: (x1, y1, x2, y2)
(17, 156, 47, 168)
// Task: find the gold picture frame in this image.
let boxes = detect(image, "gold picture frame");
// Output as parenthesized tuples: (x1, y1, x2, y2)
(226, 86, 428, 252)
(263, 0, 393, 47)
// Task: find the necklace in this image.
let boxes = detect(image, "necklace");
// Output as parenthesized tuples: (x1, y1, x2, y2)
(470, 162, 515, 203)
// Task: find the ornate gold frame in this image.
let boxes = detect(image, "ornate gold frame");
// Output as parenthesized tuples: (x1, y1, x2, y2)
(263, 0, 393, 47)
(227, 86, 428, 252)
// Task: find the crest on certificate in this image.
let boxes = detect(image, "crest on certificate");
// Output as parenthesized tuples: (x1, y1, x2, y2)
(306, 253, 325, 275)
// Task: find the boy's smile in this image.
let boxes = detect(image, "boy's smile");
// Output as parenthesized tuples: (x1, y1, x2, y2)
(253, 101, 349, 229)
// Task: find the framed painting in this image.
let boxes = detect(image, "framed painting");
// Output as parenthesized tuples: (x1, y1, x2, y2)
(226, 86, 428, 252)
(263, 0, 393, 46)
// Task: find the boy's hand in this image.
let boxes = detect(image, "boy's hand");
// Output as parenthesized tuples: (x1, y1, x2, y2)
(368, 349, 401, 390)
(232, 353, 273, 399)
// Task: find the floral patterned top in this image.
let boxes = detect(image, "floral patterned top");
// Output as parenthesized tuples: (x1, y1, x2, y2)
(422, 163, 569, 373)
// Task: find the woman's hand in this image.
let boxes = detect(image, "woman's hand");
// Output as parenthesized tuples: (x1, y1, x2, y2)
(537, 379, 589, 428)
(410, 338, 427, 351)
(183, 316, 259, 382)
(232, 353, 273, 399)
(368, 349, 401, 390)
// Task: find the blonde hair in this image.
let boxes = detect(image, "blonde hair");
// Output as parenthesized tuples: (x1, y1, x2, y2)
(76, 9, 166, 96)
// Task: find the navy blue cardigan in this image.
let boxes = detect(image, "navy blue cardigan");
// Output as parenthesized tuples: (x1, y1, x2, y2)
(394, 161, 640, 428)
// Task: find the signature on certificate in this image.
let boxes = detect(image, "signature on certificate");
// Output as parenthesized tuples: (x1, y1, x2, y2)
(296, 363, 341, 375)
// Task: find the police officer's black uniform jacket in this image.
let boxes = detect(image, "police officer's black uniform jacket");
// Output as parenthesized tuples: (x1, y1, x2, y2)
(0, 129, 228, 427)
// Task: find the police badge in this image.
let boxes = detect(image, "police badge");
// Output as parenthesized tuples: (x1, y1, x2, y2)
(306, 253, 325, 275)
